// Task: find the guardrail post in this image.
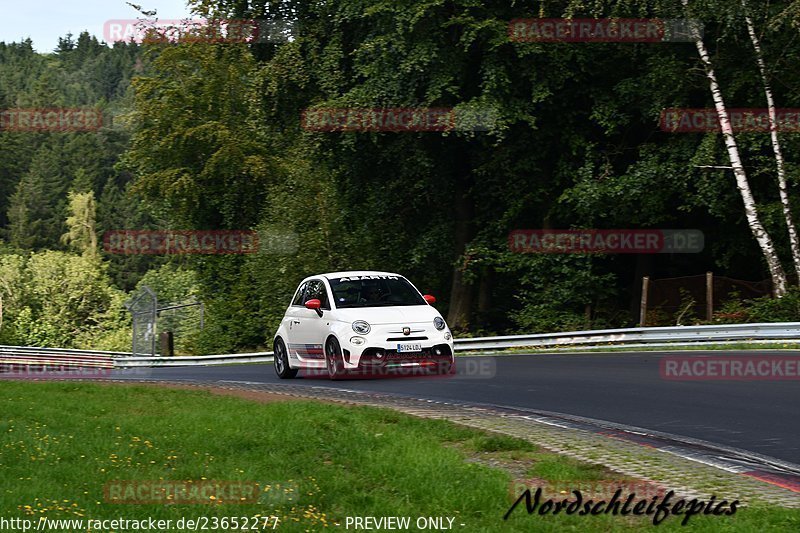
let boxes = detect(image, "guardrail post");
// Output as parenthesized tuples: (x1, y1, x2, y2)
(639, 276, 649, 327)
(160, 331, 174, 357)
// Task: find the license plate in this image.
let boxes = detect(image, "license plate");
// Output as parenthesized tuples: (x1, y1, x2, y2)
(396, 342, 422, 353)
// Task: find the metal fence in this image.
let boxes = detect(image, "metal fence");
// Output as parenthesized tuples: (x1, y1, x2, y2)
(156, 300, 204, 355)
(125, 285, 157, 357)
(125, 285, 205, 357)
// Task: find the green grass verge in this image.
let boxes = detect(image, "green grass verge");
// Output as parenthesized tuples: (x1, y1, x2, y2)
(0, 381, 796, 532)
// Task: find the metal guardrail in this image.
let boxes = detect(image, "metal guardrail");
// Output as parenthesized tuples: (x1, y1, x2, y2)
(0, 345, 117, 371)
(0, 345, 129, 356)
(115, 351, 274, 368)
(452, 322, 800, 351)
(2, 322, 800, 369)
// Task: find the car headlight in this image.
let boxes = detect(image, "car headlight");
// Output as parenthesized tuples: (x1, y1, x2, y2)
(352, 320, 371, 335)
(434, 317, 446, 330)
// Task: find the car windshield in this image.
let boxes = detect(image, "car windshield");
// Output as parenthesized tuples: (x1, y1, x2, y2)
(329, 275, 426, 308)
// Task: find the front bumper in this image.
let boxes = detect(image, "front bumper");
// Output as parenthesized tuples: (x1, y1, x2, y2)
(341, 331, 454, 370)
(357, 343, 453, 365)
(338, 324, 454, 372)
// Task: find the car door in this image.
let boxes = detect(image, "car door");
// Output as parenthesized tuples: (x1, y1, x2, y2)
(283, 281, 308, 361)
(290, 279, 330, 363)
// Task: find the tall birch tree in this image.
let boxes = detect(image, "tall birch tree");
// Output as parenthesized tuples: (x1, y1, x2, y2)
(682, 0, 788, 295)
(741, 0, 800, 282)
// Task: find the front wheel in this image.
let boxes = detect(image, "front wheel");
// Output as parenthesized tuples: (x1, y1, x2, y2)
(325, 337, 347, 380)
(274, 338, 297, 379)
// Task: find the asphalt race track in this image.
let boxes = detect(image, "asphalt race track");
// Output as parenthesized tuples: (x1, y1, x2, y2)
(113, 351, 799, 465)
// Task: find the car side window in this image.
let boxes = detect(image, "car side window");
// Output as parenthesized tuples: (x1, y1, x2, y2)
(305, 279, 330, 310)
(291, 282, 307, 306)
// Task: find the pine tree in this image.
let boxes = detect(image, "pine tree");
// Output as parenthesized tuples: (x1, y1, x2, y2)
(71, 168, 94, 193)
(6, 146, 68, 250)
(7, 170, 47, 249)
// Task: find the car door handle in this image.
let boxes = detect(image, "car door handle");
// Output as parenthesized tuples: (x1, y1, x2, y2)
(292, 320, 300, 325)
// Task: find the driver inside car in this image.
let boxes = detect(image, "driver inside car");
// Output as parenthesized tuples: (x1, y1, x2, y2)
(359, 284, 383, 303)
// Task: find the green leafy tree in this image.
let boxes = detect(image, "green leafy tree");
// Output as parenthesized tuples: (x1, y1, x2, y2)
(61, 190, 98, 258)
(122, 41, 275, 228)
(0, 251, 127, 348)
(0, 254, 26, 342)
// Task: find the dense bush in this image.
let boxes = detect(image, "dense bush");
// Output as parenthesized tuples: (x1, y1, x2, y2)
(714, 289, 800, 324)
(0, 250, 129, 349)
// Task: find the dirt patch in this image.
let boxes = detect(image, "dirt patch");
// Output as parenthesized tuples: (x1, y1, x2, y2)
(443, 442, 534, 479)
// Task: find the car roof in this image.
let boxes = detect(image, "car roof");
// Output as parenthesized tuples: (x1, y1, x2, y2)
(302, 271, 403, 283)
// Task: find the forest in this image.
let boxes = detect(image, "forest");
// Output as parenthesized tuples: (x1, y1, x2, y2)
(2, 0, 800, 354)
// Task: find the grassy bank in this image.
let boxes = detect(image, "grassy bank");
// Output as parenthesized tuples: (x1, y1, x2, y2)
(0, 381, 796, 531)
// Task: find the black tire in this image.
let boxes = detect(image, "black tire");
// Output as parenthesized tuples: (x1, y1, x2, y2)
(274, 338, 298, 379)
(325, 337, 347, 380)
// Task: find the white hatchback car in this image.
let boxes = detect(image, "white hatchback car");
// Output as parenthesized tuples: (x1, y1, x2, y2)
(273, 271, 455, 379)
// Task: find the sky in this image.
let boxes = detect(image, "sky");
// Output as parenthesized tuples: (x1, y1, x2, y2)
(0, 0, 193, 52)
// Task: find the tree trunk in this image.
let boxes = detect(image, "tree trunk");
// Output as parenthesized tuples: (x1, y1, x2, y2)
(742, 0, 800, 284)
(682, 0, 788, 296)
(630, 254, 653, 323)
(477, 267, 492, 316)
(447, 181, 474, 331)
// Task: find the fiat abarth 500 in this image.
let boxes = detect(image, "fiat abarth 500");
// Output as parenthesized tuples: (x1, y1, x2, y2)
(273, 271, 455, 379)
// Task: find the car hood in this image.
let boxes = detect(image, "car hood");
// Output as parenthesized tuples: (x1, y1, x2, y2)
(332, 305, 442, 325)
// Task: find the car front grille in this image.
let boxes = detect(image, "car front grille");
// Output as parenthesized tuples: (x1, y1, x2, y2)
(359, 344, 452, 366)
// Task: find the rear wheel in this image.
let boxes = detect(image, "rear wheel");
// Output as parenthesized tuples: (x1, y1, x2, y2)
(274, 338, 297, 379)
(325, 337, 347, 380)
